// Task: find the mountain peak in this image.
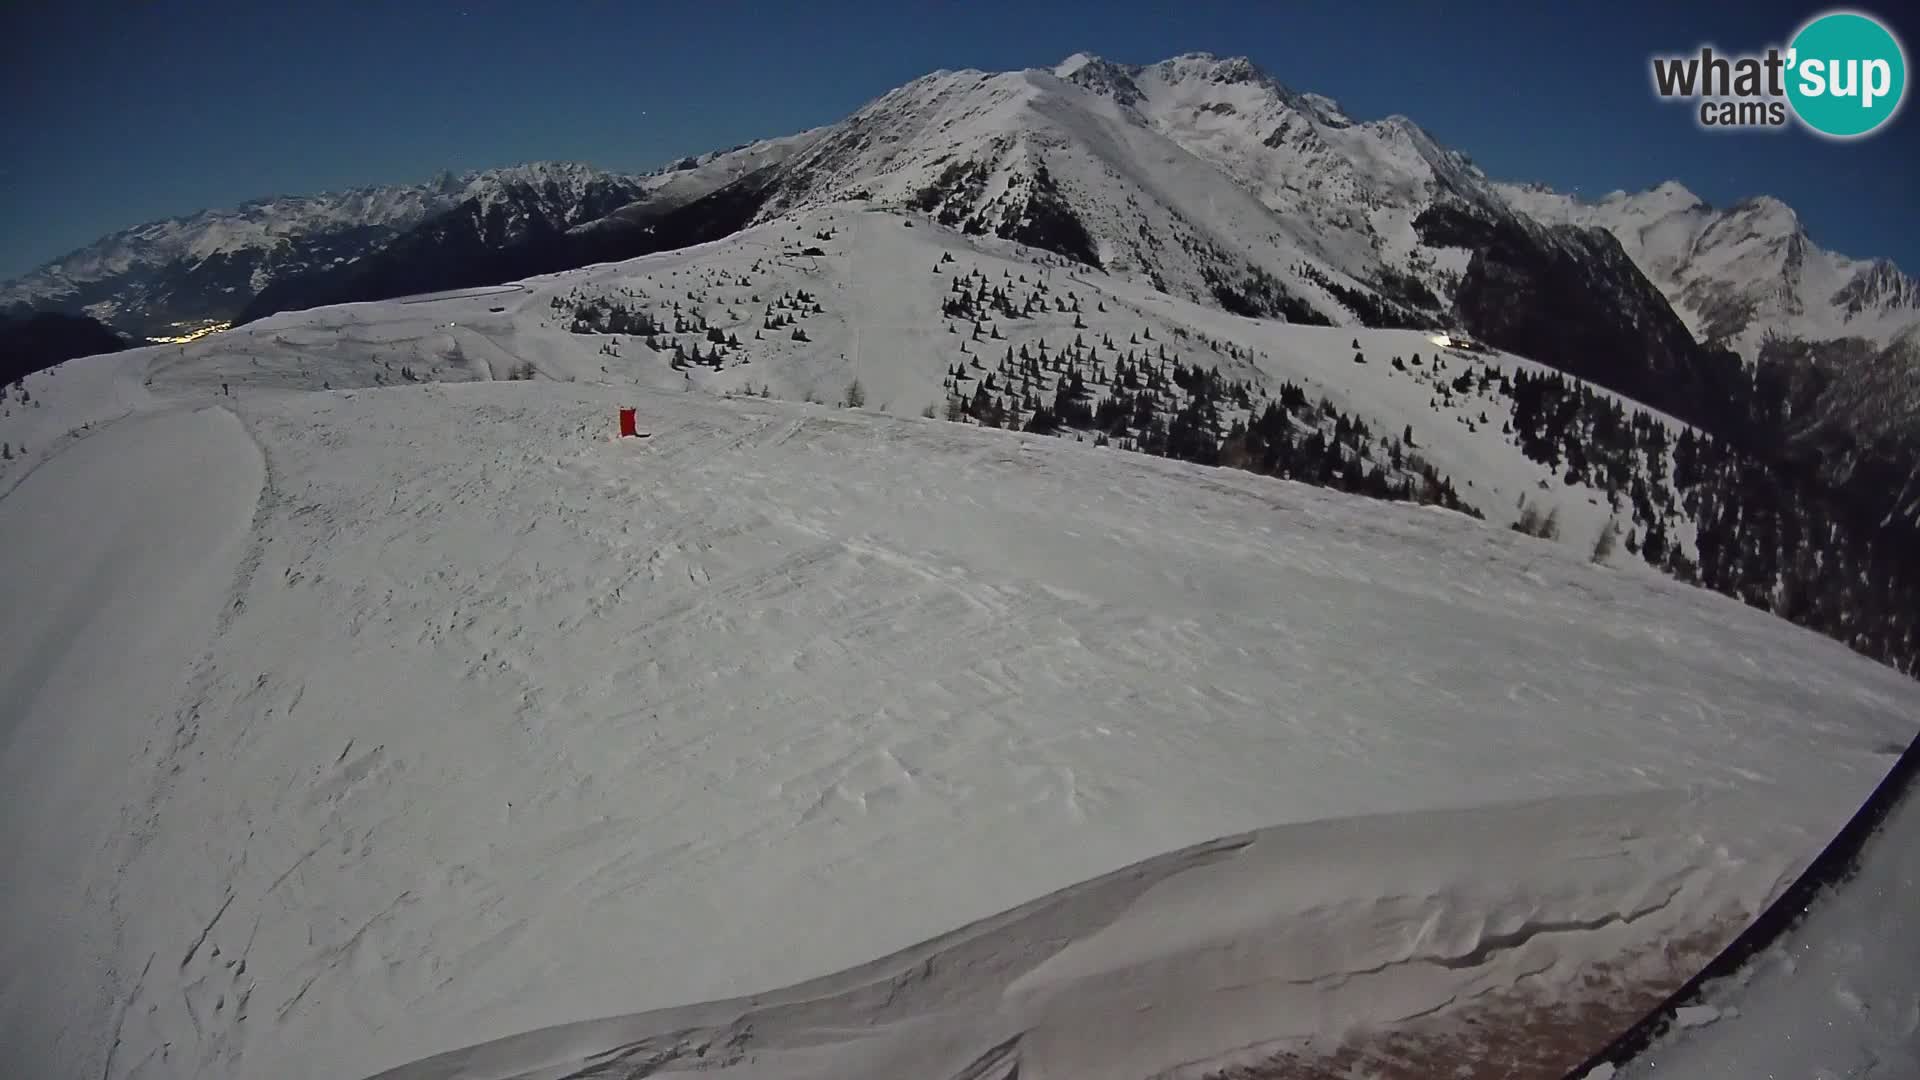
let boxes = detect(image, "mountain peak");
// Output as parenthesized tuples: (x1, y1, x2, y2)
(1557, 179, 1709, 217)
(1722, 195, 1806, 248)
(1052, 52, 1105, 78)
(1832, 257, 1920, 314)
(1646, 179, 1701, 203)
(1731, 194, 1797, 220)
(465, 161, 614, 188)
(1055, 52, 1146, 105)
(1154, 51, 1278, 88)
(1300, 92, 1352, 125)
(1603, 179, 1709, 215)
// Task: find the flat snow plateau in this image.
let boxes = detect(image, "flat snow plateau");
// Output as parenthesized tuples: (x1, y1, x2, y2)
(2, 224, 1917, 1078)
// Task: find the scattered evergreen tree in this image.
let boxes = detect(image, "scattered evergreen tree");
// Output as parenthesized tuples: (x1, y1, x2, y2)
(1591, 517, 1621, 563)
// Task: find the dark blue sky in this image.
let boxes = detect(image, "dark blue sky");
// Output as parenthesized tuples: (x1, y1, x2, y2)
(3, 1, 1914, 280)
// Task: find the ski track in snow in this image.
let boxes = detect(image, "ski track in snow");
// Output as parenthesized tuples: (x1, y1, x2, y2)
(2, 210, 1918, 1079)
(0, 404, 264, 1079)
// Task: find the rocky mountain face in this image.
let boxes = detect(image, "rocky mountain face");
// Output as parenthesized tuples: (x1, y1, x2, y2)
(1499, 180, 1920, 527)
(1499, 180, 1920, 359)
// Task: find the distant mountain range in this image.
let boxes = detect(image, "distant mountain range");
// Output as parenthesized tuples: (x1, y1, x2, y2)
(1500, 180, 1920, 359)
(0, 144, 813, 341)
(233, 137, 817, 327)
(8, 54, 1913, 367)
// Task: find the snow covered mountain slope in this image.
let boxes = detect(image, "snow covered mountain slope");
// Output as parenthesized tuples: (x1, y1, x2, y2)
(758, 53, 1520, 329)
(374, 788, 1840, 1080)
(584, 54, 1776, 469)
(1071, 53, 1506, 288)
(1499, 180, 1920, 360)
(6, 218, 1920, 1078)
(84, 205, 1693, 559)
(232, 137, 822, 329)
(3, 341, 1916, 1079)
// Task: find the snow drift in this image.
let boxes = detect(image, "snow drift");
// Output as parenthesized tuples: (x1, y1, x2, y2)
(368, 787, 1818, 1080)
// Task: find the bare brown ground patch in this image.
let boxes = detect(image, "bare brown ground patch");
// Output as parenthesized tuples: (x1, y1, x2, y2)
(1180, 919, 1737, 1080)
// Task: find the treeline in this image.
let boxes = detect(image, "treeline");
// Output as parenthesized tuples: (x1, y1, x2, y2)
(0, 312, 129, 384)
(1502, 368, 1919, 673)
(947, 338, 1475, 517)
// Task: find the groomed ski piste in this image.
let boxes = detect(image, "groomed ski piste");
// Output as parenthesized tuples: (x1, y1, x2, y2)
(3, 206, 1918, 1079)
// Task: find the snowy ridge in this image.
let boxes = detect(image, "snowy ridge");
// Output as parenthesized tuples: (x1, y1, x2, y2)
(582, 129, 827, 233)
(640, 129, 827, 184)
(370, 788, 1813, 1080)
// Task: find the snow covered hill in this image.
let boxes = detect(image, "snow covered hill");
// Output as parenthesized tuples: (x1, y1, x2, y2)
(5, 206, 1919, 1080)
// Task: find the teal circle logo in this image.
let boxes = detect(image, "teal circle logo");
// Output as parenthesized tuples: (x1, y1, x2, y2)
(1786, 11, 1907, 138)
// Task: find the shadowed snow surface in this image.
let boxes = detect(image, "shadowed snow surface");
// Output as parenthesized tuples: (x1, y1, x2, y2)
(0, 406, 264, 1074)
